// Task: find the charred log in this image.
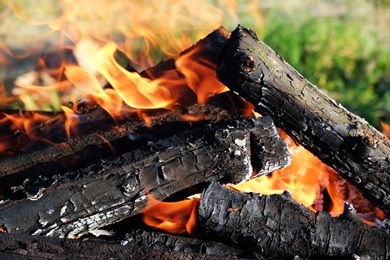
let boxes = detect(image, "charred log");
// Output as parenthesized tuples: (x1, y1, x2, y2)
(0, 100, 240, 195)
(217, 25, 390, 215)
(0, 233, 226, 260)
(124, 229, 258, 259)
(198, 182, 390, 259)
(0, 116, 290, 238)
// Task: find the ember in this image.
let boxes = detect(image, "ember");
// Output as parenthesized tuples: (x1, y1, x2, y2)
(142, 195, 199, 235)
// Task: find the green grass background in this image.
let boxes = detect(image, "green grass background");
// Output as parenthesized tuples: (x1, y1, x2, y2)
(237, 0, 390, 129)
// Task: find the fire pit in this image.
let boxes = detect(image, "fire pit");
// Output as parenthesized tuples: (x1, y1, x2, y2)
(0, 2, 389, 259)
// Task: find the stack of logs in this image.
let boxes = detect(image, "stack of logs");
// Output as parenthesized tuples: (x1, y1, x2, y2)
(0, 25, 389, 259)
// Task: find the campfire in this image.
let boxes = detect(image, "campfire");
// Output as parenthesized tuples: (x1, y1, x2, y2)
(0, 2, 389, 259)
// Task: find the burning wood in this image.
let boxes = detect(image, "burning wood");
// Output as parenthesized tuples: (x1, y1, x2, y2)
(198, 182, 390, 259)
(217, 25, 390, 216)
(0, 21, 389, 259)
(0, 116, 290, 238)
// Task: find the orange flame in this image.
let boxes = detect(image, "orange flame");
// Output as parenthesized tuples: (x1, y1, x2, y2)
(142, 196, 199, 235)
(61, 105, 79, 138)
(0, 0, 260, 154)
(381, 121, 390, 139)
(176, 47, 228, 105)
(230, 131, 387, 222)
(229, 132, 341, 213)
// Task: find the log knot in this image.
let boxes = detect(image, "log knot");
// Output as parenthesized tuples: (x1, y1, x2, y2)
(242, 55, 256, 72)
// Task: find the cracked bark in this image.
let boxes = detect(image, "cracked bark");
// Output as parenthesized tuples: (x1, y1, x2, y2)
(0, 116, 290, 238)
(217, 25, 390, 215)
(198, 182, 390, 259)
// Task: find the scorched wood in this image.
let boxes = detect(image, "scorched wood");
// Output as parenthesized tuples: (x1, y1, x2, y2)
(0, 116, 290, 238)
(0, 232, 225, 260)
(124, 229, 257, 259)
(0, 100, 239, 199)
(217, 25, 390, 215)
(198, 182, 390, 259)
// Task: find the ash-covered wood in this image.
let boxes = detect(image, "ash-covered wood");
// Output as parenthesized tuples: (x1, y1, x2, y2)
(0, 233, 226, 260)
(198, 182, 390, 259)
(0, 116, 290, 238)
(217, 25, 390, 215)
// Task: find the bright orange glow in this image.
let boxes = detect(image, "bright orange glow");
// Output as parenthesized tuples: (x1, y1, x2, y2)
(381, 121, 390, 139)
(0, 111, 54, 149)
(89, 42, 182, 109)
(142, 195, 199, 235)
(181, 114, 207, 122)
(61, 105, 79, 138)
(176, 47, 228, 105)
(229, 132, 345, 216)
(0, 0, 258, 153)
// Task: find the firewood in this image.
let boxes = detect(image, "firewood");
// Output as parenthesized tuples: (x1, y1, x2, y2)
(198, 182, 390, 259)
(0, 232, 225, 260)
(217, 25, 390, 215)
(124, 229, 257, 259)
(0, 116, 290, 238)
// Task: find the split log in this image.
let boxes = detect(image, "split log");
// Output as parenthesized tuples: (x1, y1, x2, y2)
(198, 182, 390, 259)
(0, 116, 290, 238)
(217, 25, 390, 215)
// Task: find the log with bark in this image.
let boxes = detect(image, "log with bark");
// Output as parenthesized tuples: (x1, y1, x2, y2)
(198, 182, 390, 259)
(217, 25, 390, 215)
(0, 116, 290, 238)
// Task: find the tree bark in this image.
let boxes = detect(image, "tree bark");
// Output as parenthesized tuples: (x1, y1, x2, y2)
(0, 116, 290, 238)
(198, 182, 390, 259)
(217, 25, 390, 215)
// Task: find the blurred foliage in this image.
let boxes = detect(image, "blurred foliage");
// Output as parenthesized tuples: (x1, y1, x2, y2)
(257, 5, 390, 129)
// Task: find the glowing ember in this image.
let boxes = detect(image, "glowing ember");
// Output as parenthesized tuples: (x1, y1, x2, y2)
(142, 195, 199, 235)
(229, 131, 342, 214)
(229, 131, 386, 223)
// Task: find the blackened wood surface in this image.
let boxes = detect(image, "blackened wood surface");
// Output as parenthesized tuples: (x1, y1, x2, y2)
(217, 25, 390, 215)
(124, 230, 258, 259)
(0, 233, 227, 260)
(0, 116, 290, 238)
(0, 102, 236, 198)
(198, 182, 390, 259)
